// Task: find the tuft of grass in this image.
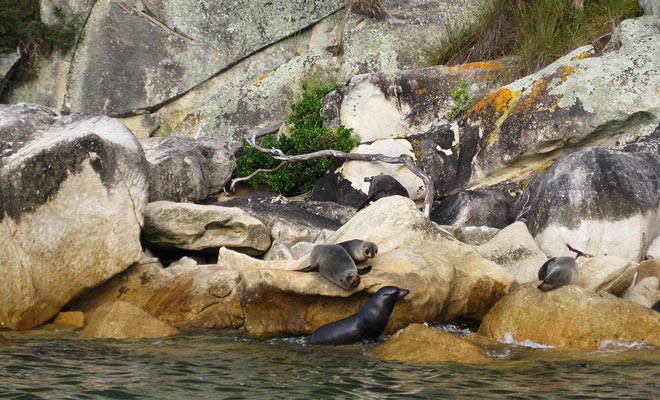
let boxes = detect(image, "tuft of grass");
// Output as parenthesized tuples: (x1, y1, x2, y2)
(235, 83, 359, 196)
(432, 0, 641, 81)
(350, 0, 388, 20)
(0, 0, 82, 82)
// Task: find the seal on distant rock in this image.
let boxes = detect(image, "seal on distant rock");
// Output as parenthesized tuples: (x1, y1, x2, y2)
(357, 174, 409, 210)
(310, 286, 409, 345)
(537, 256, 578, 291)
(296, 244, 372, 290)
(336, 239, 378, 264)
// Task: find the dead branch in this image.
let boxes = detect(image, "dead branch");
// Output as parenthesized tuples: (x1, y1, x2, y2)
(566, 243, 593, 259)
(229, 160, 289, 192)
(230, 126, 435, 219)
(230, 123, 281, 155)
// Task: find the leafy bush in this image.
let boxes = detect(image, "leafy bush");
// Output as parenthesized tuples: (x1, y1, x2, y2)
(431, 0, 641, 81)
(235, 83, 359, 195)
(445, 81, 472, 120)
(0, 0, 81, 81)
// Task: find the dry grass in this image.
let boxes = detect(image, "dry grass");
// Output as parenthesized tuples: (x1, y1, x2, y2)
(431, 0, 642, 82)
(350, 0, 388, 20)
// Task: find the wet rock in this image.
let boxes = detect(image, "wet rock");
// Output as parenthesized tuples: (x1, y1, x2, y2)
(479, 285, 660, 349)
(518, 147, 660, 261)
(431, 190, 512, 229)
(142, 201, 271, 256)
(475, 222, 548, 284)
(372, 323, 489, 364)
(53, 311, 85, 328)
(0, 107, 149, 330)
(0, 332, 12, 347)
(81, 301, 180, 339)
(141, 137, 235, 202)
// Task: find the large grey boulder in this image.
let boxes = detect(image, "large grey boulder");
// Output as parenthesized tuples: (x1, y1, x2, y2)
(640, 0, 660, 15)
(431, 190, 513, 229)
(0, 105, 149, 329)
(142, 201, 271, 255)
(518, 147, 660, 261)
(141, 137, 235, 202)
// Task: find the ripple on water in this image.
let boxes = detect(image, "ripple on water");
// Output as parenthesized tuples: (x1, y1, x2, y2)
(1, 334, 660, 399)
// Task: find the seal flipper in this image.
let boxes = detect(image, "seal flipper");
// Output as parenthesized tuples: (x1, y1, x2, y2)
(357, 265, 372, 275)
(296, 265, 318, 272)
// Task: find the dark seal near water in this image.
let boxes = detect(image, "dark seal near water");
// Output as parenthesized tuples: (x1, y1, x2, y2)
(297, 245, 369, 290)
(310, 286, 409, 345)
(537, 256, 577, 291)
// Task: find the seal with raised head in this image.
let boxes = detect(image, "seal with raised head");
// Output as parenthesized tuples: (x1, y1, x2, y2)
(537, 256, 578, 291)
(357, 174, 409, 210)
(310, 286, 409, 345)
(336, 239, 378, 265)
(296, 244, 371, 290)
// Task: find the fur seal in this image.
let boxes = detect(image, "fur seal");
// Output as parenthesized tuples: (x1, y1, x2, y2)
(310, 286, 409, 345)
(336, 239, 378, 264)
(537, 256, 578, 291)
(357, 174, 409, 210)
(297, 244, 371, 290)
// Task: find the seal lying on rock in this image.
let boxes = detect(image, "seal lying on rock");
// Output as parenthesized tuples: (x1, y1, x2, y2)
(538, 256, 578, 291)
(358, 174, 409, 210)
(297, 244, 373, 290)
(336, 239, 378, 264)
(310, 286, 409, 345)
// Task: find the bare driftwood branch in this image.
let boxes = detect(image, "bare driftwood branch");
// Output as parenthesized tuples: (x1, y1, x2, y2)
(230, 126, 435, 219)
(230, 123, 281, 155)
(566, 243, 593, 259)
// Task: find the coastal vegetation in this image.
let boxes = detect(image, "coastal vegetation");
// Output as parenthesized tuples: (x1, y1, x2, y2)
(234, 82, 358, 195)
(432, 0, 642, 81)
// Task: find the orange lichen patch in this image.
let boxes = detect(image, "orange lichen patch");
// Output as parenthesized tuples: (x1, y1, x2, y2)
(251, 72, 271, 88)
(251, 82, 261, 88)
(447, 61, 503, 73)
(468, 88, 517, 118)
(415, 88, 428, 95)
(570, 51, 590, 61)
(180, 113, 200, 137)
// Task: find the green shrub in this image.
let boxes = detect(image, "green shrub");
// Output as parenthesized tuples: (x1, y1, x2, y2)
(445, 81, 473, 120)
(0, 0, 81, 82)
(235, 83, 359, 195)
(432, 0, 641, 81)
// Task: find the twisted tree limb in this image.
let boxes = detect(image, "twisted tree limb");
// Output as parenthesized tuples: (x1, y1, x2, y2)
(230, 125, 435, 219)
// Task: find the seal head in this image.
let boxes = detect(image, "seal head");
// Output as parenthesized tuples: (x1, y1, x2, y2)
(538, 256, 577, 291)
(337, 239, 378, 264)
(310, 286, 409, 345)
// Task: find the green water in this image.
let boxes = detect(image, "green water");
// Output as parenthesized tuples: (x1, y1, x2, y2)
(2, 328, 660, 399)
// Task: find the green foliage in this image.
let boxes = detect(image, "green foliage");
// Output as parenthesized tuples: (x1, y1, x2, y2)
(235, 83, 359, 195)
(0, 0, 82, 82)
(445, 81, 472, 120)
(431, 0, 641, 82)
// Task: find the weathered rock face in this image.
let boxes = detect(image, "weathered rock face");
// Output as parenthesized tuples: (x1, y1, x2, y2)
(636, 259, 660, 284)
(462, 17, 660, 191)
(0, 52, 22, 98)
(69, 262, 244, 330)
(518, 147, 660, 261)
(80, 301, 180, 339)
(66, 0, 345, 115)
(53, 311, 86, 328)
(576, 256, 637, 295)
(372, 323, 489, 364)
(141, 137, 235, 202)
(640, 0, 660, 15)
(0, 332, 12, 347)
(622, 277, 660, 308)
(431, 190, 513, 229)
(0, 103, 58, 152)
(0, 106, 149, 330)
(479, 285, 660, 349)
(142, 201, 271, 255)
(311, 63, 503, 205)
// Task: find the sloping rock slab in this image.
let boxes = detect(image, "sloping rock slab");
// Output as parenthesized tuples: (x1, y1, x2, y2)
(0, 107, 149, 329)
(431, 189, 513, 229)
(479, 285, 660, 349)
